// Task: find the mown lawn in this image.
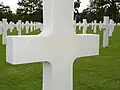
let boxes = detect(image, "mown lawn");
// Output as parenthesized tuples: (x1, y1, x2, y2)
(0, 26, 120, 90)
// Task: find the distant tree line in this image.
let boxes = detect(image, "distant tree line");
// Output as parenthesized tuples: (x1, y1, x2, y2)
(0, 0, 43, 23)
(78, 0, 120, 23)
(16, 0, 43, 22)
(0, 0, 81, 23)
(0, 2, 16, 22)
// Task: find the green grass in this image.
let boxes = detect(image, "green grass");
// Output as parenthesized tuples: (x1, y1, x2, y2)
(0, 26, 120, 90)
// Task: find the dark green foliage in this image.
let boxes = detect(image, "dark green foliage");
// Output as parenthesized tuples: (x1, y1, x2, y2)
(0, 2, 13, 22)
(17, 0, 81, 23)
(0, 0, 81, 23)
(79, 0, 120, 23)
(17, 0, 43, 23)
(74, 0, 81, 23)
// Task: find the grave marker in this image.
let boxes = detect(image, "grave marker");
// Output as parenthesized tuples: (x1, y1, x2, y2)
(2, 19, 8, 45)
(6, 0, 99, 90)
(91, 21, 94, 30)
(17, 20, 22, 35)
(82, 19, 88, 34)
(78, 21, 82, 30)
(33, 22, 36, 30)
(25, 21, 29, 34)
(30, 21, 34, 32)
(9, 22, 15, 32)
(36, 22, 43, 31)
(101, 16, 113, 47)
(99, 21, 102, 31)
(93, 20, 97, 33)
(109, 19, 115, 37)
(0, 21, 3, 35)
(21, 22, 25, 30)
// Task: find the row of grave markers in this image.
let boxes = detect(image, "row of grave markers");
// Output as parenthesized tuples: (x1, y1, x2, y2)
(0, 17, 116, 48)
(74, 17, 116, 48)
(74, 18, 115, 35)
(0, 19, 43, 34)
(0, 19, 43, 45)
(0, 16, 116, 48)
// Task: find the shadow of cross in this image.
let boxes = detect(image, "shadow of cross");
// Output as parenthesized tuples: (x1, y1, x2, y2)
(6, 0, 99, 90)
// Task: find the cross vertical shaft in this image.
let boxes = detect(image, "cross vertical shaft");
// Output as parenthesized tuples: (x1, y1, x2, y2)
(103, 16, 109, 48)
(43, 0, 74, 37)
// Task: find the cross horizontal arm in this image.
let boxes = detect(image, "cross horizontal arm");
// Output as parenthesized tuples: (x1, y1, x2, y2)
(75, 34, 99, 58)
(101, 24, 114, 30)
(6, 35, 52, 64)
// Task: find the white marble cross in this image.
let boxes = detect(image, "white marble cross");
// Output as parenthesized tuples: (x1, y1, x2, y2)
(101, 16, 114, 48)
(82, 19, 88, 34)
(0, 21, 3, 35)
(6, 0, 99, 90)
(17, 20, 22, 35)
(2, 18, 8, 45)
(99, 21, 102, 31)
(30, 21, 34, 32)
(35, 22, 43, 31)
(33, 22, 36, 30)
(78, 21, 82, 30)
(75, 21, 82, 31)
(109, 19, 115, 37)
(9, 22, 15, 32)
(91, 21, 94, 30)
(21, 22, 25, 30)
(93, 20, 97, 33)
(25, 21, 29, 34)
